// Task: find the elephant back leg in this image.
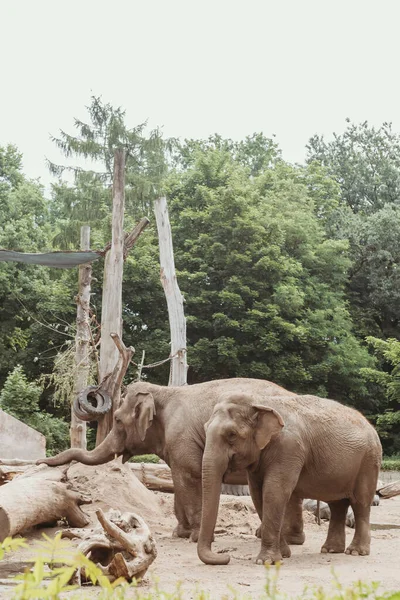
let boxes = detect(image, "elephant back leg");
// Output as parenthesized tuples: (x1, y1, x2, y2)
(283, 495, 305, 545)
(321, 498, 350, 553)
(345, 456, 379, 556)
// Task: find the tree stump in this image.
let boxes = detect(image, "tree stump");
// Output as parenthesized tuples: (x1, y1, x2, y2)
(62, 508, 157, 583)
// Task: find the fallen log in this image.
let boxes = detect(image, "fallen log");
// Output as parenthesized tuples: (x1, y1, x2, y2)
(377, 479, 400, 499)
(129, 463, 174, 492)
(0, 468, 90, 541)
(128, 462, 250, 495)
(61, 508, 157, 583)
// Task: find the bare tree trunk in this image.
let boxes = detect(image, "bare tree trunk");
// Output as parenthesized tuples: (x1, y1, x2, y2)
(71, 225, 91, 449)
(154, 197, 188, 386)
(96, 149, 126, 445)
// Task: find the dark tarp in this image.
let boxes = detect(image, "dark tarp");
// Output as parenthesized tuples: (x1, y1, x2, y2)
(0, 249, 103, 269)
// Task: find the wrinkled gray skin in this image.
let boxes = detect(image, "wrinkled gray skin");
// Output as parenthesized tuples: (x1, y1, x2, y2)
(38, 378, 304, 544)
(198, 393, 382, 566)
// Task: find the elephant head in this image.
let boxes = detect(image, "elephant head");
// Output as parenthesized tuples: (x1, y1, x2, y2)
(197, 393, 284, 565)
(37, 384, 158, 467)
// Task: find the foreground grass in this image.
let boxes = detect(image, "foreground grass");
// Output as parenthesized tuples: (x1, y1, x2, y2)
(1, 535, 400, 600)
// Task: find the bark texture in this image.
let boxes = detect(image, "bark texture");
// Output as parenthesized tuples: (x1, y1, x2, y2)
(0, 466, 90, 541)
(62, 508, 157, 583)
(71, 225, 92, 449)
(154, 196, 188, 386)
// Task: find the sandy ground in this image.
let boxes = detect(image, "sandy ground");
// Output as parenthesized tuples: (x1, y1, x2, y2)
(1, 490, 399, 599)
(143, 493, 400, 598)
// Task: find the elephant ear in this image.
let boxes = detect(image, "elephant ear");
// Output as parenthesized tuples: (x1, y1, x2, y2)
(135, 392, 156, 441)
(252, 405, 284, 450)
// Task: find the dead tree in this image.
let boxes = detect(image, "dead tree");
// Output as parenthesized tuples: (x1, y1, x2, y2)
(95, 149, 150, 445)
(154, 196, 188, 386)
(96, 150, 126, 445)
(71, 225, 92, 449)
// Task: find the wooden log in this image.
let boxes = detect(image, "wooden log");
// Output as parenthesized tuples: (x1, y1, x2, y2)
(0, 472, 90, 541)
(128, 463, 249, 493)
(129, 463, 175, 492)
(377, 479, 400, 498)
(0, 459, 37, 466)
(71, 225, 92, 449)
(96, 149, 126, 445)
(154, 196, 188, 386)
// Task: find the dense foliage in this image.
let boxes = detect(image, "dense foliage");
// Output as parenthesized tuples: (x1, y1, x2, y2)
(0, 99, 399, 455)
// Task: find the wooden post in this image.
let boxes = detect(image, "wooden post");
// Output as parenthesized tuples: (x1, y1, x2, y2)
(71, 225, 91, 449)
(96, 149, 126, 445)
(154, 197, 188, 386)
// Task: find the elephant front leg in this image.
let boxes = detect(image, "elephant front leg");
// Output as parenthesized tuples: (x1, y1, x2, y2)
(172, 494, 192, 539)
(249, 474, 290, 558)
(171, 467, 203, 542)
(250, 471, 294, 564)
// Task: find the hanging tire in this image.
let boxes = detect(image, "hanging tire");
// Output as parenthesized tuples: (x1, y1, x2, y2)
(72, 395, 93, 421)
(78, 386, 112, 416)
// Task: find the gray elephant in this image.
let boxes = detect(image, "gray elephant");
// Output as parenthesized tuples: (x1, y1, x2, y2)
(197, 392, 382, 566)
(38, 378, 305, 545)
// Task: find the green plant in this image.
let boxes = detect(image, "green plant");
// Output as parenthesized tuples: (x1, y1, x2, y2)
(129, 454, 160, 464)
(0, 365, 69, 455)
(381, 456, 400, 471)
(0, 537, 27, 560)
(2, 534, 400, 600)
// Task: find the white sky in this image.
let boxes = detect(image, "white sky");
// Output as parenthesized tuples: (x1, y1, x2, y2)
(2, 0, 400, 189)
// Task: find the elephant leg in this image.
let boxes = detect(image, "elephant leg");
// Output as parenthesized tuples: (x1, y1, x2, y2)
(345, 503, 371, 556)
(321, 499, 349, 553)
(345, 458, 377, 556)
(283, 495, 305, 545)
(250, 475, 291, 558)
(254, 470, 298, 565)
(172, 493, 192, 539)
(171, 461, 203, 542)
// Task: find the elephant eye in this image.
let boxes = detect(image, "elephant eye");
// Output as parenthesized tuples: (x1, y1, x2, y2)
(226, 430, 237, 444)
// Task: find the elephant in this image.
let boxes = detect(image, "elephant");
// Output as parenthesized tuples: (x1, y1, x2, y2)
(197, 392, 382, 566)
(38, 378, 305, 545)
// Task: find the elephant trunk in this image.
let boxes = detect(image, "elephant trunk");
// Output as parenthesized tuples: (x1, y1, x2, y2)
(37, 431, 121, 466)
(197, 433, 230, 565)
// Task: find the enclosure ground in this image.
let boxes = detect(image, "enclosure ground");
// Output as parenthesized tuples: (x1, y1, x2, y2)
(1, 493, 399, 598)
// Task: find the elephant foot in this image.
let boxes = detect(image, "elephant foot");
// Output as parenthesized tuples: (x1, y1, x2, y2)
(321, 541, 346, 554)
(172, 524, 192, 539)
(280, 538, 291, 558)
(345, 542, 370, 556)
(190, 529, 199, 543)
(255, 548, 283, 565)
(285, 531, 305, 545)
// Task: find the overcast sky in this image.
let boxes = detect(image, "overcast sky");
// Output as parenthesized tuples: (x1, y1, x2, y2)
(2, 0, 400, 189)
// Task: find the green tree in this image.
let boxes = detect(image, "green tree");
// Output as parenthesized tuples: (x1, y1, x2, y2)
(0, 365, 69, 455)
(361, 337, 400, 455)
(167, 145, 374, 408)
(49, 96, 167, 249)
(0, 144, 76, 392)
(307, 120, 400, 214)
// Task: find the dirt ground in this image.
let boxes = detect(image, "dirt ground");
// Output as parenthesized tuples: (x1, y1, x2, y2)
(1, 488, 400, 599)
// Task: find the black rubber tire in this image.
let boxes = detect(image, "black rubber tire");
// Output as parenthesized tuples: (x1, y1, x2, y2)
(78, 386, 112, 416)
(72, 395, 94, 421)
